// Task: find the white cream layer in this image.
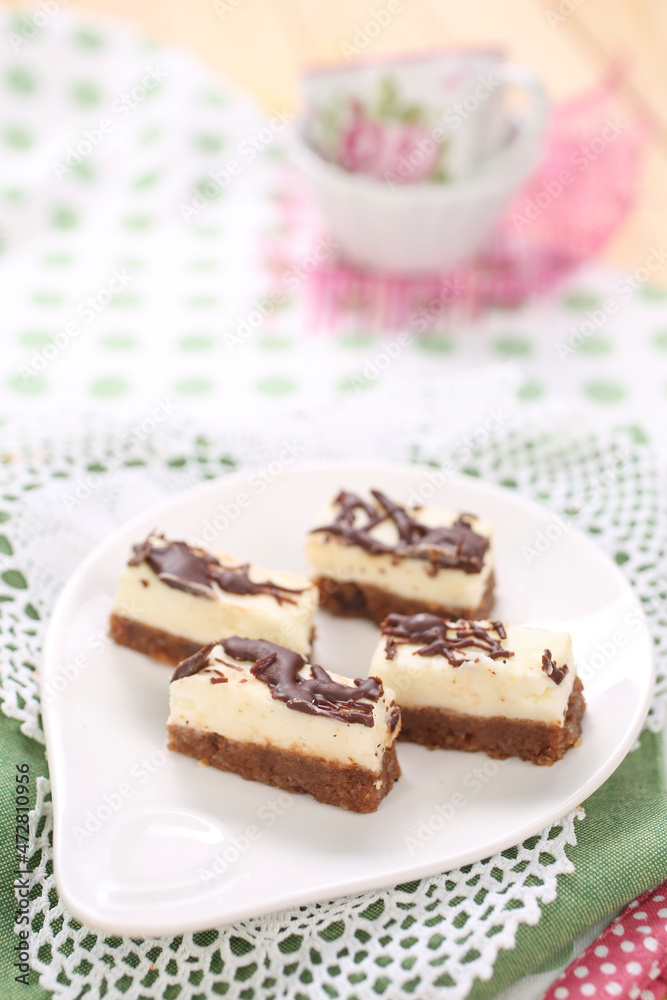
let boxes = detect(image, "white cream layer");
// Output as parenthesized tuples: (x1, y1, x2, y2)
(114, 552, 318, 657)
(306, 502, 494, 610)
(370, 623, 576, 725)
(168, 644, 399, 772)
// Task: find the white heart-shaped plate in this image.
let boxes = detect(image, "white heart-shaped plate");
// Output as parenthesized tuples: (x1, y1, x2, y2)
(42, 462, 654, 935)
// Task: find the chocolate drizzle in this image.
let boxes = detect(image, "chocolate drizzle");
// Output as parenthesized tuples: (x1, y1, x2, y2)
(541, 649, 568, 686)
(311, 489, 489, 573)
(382, 613, 513, 666)
(171, 642, 216, 681)
(129, 534, 306, 604)
(171, 635, 383, 727)
(223, 637, 383, 727)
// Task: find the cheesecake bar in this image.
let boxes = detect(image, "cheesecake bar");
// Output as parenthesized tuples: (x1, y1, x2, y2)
(168, 637, 401, 812)
(306, 489, 494, 624)
(110, 534, 318, 663)
(370, 613, 584, 765)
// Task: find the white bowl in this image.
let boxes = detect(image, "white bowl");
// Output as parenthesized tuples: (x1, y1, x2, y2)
(293, 64, 548, 276)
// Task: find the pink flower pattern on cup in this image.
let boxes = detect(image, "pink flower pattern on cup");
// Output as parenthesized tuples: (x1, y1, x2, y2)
(339, 103, 442, 182)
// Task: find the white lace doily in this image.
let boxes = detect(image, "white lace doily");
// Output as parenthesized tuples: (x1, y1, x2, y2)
(2, 414, 665, 1000)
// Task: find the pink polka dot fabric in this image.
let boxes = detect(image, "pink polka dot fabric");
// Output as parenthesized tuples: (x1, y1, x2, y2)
(545, 880, 667, 1000)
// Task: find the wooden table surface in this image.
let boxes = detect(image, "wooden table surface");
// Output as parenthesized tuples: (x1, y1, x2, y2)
(5, 0, 667, 282)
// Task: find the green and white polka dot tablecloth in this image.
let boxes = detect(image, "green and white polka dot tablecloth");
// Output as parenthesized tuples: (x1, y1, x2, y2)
(1, 8, 667, 1000)
(1, 6, 667, 449)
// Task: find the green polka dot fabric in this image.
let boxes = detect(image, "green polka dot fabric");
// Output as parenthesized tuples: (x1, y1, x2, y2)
(1, 11, 667, 446)
(0, 6, 285, 417)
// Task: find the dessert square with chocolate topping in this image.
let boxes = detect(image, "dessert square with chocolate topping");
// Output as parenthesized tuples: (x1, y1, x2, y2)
(110, 533, 318, 664)
(370, 613, 585, 765)
(167, 637, 401, 812)
(306, 489, 495, 624)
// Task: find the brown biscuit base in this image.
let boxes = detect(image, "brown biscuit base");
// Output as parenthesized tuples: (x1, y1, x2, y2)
(398, 677, 585, 766)
(110, 614, 315, 667)
(167, 724, 401, 813)
(314, 571, 495, 625)
(109, 613, 202, 666)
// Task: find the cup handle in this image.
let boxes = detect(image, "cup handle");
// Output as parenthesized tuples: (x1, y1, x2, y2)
(488, 62, 549, 156)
